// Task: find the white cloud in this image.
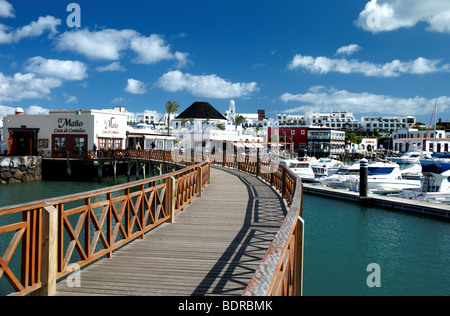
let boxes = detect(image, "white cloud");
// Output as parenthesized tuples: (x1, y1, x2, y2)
(125, 79, 146, 94)
(0, 105, 51, 116)
(288, 54, 449, 77)
(336, 44, 361, 56)
(111, 97, 128, 104)
(26, 105, 50, 115)
(63, 92, 78, 104)
(25, 56, 88, 81)
(0, 0, 14, 18)
(56, 28, 190, 67)
(0, 15, 61, 44)
(0, 72, 62, 102)
(156, 70, 259, 99)
(0, 105, 15, 117)
(130, 34, 187, 66)
(280, 86, 450, 117)
(356, 0, 450, 33)
(96, 61, 126, 72)
(56, 28, 138, 61)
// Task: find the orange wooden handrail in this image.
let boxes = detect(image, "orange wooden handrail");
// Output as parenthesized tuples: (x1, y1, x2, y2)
(0, 160, 209, 296)
(1, 148, 303, 296)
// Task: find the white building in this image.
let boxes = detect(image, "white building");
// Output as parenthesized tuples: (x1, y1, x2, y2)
(392, 128, 450, 153)
(307, 127, 346, 156)
(276, 110, 360, 130)
(3, 108, 128, 157)
(126, 126, 175, 151)
(360, 116, 416, 133)
(224, 100, 271, 131)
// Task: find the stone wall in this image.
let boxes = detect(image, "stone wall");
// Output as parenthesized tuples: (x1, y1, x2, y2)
(0, 156, 42, 184)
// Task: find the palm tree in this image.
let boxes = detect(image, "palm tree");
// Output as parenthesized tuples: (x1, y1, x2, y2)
(216, 123, 225, 131)
(231, 114, 246, 131)
(165, 100, 180, 135)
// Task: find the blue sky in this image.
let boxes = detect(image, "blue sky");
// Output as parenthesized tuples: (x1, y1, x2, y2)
(1, 0, 450, 123)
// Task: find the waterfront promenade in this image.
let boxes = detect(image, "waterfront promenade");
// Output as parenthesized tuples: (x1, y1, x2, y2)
(54, 167, 288, 296)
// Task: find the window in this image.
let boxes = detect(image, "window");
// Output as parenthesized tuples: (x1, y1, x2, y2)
(99, 137, 123, 150)
(54, 136, 67, 153)
(99, 138, 107, 150)
(72, 136, 86, 154)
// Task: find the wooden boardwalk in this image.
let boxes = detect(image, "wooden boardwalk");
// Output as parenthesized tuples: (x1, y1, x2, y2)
(54, 166, 288, 296)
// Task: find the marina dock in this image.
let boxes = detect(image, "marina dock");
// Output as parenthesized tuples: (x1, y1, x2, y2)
(303, 183, 450, 219)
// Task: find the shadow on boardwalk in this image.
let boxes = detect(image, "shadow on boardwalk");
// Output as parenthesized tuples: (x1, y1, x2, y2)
(55, 166, 288, 296)
(193, 167, 288, 295)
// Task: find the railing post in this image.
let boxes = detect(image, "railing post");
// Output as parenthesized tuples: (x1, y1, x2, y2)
(256, 148, 260, 178)
(295, 216, 304, 296)
(39, 206, 58, 296)
(169, 176, 176, 223)
(66, 151, 71, 178)
(197, 165, 203, 198)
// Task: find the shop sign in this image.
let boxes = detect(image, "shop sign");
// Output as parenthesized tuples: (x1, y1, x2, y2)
(54, 118, 86, 133)
(102, 117, 120, 135)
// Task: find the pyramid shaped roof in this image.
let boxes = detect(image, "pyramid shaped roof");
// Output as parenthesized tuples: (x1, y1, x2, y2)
(176, 102, 227, 120)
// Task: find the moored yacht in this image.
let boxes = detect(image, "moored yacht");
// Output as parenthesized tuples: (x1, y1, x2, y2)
(387, 151, 423, 180)
(341, 161, 422, 193)
(311, 156, 344, 179)
(319, 163, 360, 189)
(400, 169, 450, 203)
(280, 158, 316, 183)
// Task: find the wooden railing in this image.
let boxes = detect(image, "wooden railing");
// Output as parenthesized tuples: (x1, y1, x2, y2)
(0, 161, 209, 296)
(1, 148, 303, 296)
(51, 149, 178, 161)
(208, 151, 304, 296)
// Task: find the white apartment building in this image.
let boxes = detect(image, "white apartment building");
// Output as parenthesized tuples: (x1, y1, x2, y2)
(360, 116, 416, 133)
(276, 110, 360, 130)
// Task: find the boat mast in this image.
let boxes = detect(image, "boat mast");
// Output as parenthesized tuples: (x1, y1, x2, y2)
(433, 99, 437, 154)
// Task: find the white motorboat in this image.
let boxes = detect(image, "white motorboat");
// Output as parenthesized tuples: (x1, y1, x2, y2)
(400, 169, 450, 203)
(311, 156, 344, 178)
(319, 163, 360, 189)
(342, 161, 422, 193)
(387, 151, 423, 180)
(280, 158, 316, 183)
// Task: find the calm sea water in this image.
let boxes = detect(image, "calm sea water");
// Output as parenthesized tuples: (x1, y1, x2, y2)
(302, 194, 450, 296)
(1, 178, 449, 296)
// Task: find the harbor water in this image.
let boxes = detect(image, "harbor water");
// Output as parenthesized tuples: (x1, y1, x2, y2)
(1, 178, 449, 296)
(302, 193, 449, 296)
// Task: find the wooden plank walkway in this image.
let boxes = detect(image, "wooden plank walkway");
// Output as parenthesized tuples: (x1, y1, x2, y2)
(54, 166, 288, 296)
